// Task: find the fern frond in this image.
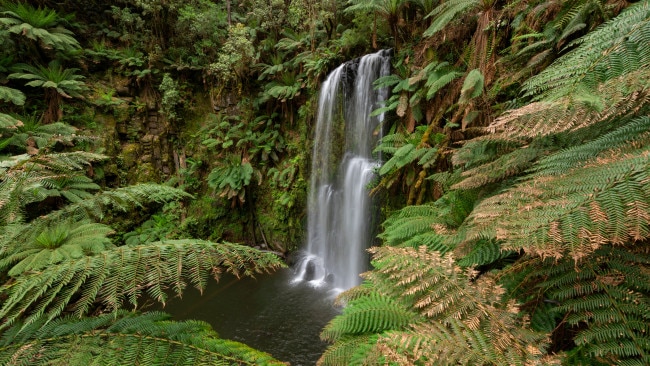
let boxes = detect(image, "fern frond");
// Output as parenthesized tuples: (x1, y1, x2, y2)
(0, 86, 25, 106)
(17, 151, 106, 173)
(377, 317, 557, 366)
(320, 292, 419, 342)
(379, 204, 447, 247)
(452, 146, 540, 190)
(361, 246, 553, 365)
(462, 146, 650, 260)
(367, 246, 478, 319)
(522, 1, 650, 100)
(378, 144, 428, 175)
(551, 246, 650, 365)
(0, 240, 284, 330)
(423, 62, 463, 100)
(0, 152, 107, 224)
(452, 136, 525, 168)
(532, 116, 650, 176)
(372, 74, 402, 90)
(489, 68, 650, 138)
(317, 334, 378, 366)
(506, 246, 650, 365)
(456, 239, 515, 267)
(423, 0, 481, 37)
(2, 184, 192, 247)
(459, 68, 484, 104)
(0, 311, 286, 365)
(0, 221, 114, 276)
(0, 113, 22, 129)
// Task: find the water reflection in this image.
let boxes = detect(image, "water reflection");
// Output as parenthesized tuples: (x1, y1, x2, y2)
(162, 268, 341, 365)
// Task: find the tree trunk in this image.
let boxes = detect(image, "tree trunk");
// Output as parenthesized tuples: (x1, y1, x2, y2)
(372, 14, 378, 49)
(227, 0, 231, 25)
(43, 89, 62, 124)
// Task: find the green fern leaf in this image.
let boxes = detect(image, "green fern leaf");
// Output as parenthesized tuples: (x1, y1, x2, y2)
(457, 239, 514, 267)
(359, 246, 553, 365)
(452, 146, 540, 190)
(0, 240, 284, 330)
(317, 334, 379, 366)
(0, 86, 25, 106)
(0, 311, 286, 365)
(522, 1, 650, 100)
(321, 292, 419, 342)
(459, 69, 484, 104)
(533, 116, 650, 176)
(423, 0, 481, 37)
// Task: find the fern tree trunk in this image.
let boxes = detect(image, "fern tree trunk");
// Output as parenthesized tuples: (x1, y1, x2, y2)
(43, 89, 62, 124)
(373, 14, 378, 49)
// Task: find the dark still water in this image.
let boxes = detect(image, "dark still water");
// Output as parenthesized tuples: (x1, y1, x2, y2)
(161, 268, 342, 365)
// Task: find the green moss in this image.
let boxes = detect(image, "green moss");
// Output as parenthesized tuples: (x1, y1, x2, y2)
(133, 162, 158, 182)
(120, 143, 140, 169)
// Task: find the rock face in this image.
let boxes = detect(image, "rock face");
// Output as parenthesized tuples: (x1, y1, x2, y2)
(106, 90, 176, 185)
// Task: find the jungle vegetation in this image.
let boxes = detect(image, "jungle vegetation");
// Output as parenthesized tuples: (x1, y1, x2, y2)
(0, 0, 648, 365)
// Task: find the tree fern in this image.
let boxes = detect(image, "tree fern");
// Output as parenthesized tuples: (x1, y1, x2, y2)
(0, 311, 286, 365)
(0, 239, 284, 330)
(9, 61, 87, 123)
(522, 0, 650, 100)
(29, 183, 189, 226)
(375, 318, 557, 365)
(0, 220, 114, 276)
(320, 246, 553, 365)
(0, 183, 192, 254)
(0, 152, 144, 225)
(0, 117, 91, 154)
(0, 112, 21, 129)
(0, 1, 80, 53)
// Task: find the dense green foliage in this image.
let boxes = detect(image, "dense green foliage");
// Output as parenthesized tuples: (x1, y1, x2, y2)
(1, 2, 289, 363)
(1, 0, 649, 364)
(318, 1, 650, 365)
(0, 311, 286, 365)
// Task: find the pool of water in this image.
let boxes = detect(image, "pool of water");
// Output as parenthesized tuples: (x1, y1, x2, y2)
(161, 268, 342, 365)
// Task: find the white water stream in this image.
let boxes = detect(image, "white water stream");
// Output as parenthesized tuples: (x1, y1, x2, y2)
(295, 50, 391, 291)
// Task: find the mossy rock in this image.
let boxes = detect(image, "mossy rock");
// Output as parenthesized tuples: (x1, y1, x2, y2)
(132, 162, 159, 183)
(120, 143, 140, 169)
(113, 102, 132, 123)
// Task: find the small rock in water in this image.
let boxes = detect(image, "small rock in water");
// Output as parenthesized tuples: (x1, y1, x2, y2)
(304, 260, 316, 281)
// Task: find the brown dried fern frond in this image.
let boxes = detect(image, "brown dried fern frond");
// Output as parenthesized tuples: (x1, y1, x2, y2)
(361, 246, 554, 365)
(487, 68, 650, 138)
(462, 147, 650, 261)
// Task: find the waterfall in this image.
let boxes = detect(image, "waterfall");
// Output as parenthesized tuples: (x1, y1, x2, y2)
(295, 50, 391, 291)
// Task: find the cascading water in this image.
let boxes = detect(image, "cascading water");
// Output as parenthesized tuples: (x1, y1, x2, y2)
(295, 50, 391, 291)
